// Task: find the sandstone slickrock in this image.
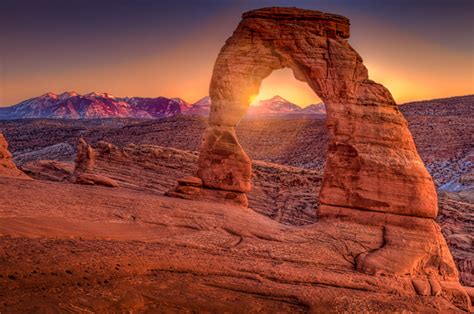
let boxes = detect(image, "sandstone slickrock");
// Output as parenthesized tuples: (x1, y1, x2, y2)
(38, 139, 469, 288)
(0, 176, 471, 312)
(195, 7, 437, 218)
(0, 133, 31, 180)
(8, 140, 473, 310)
(21, 160, 74, 182)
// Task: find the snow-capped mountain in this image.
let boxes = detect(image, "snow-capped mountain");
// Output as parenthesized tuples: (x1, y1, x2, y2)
(186, 95, 325, 117)
(0, 93, 325, 119)
(248, 96, 302, 115)
(126, 97, 189, 118)
(0, 92, 189, 119)
(301, 103, 326, 114)
(184, 96, 211, 116)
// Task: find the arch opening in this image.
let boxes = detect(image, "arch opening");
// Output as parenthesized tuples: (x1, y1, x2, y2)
(249, 68, 322, 108)
(235, 67, 329, 224)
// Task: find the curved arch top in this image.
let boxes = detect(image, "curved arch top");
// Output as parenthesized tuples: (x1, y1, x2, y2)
(198, 7, 437, 218)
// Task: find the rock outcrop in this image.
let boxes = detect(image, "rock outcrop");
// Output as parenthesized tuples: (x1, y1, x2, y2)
(437, 197, 474, 287)
(0, 133, 31, 180)
(73, 138, 119, 187)
(192, 7, 437, 218)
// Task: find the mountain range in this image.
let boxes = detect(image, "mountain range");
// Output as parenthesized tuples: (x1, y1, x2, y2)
(0, 92, 325, 120)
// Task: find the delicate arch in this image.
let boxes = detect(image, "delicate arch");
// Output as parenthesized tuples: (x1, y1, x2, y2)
(197, 7, 437, 218)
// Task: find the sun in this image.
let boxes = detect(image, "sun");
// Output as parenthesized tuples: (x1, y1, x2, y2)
(248, 94, 258, 106)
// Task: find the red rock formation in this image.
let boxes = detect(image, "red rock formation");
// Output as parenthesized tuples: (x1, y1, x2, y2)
(195, 7, 436, 218)
(21, 160, 74, 182)
(9, 140, 472, 310)
(0, 133, 31, 180)
(166, 7, 469, 306)
(73, 138, 118, 187)
(0, 175, 471, 312)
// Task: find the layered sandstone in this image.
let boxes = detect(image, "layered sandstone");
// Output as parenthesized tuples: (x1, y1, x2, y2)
(194, 7, 437, 218)
(0, 133, 30, 180)
(21, 160, 73, 182)
(51, 140, 471, 288)
(72, 138, 119, 187)
(6, 140, 471, 310)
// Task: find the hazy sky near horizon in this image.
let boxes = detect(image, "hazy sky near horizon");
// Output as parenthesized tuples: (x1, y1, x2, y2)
(1, 0, 473, 107)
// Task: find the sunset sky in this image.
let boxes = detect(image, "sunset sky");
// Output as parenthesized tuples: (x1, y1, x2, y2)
(1, 0, 473, 107)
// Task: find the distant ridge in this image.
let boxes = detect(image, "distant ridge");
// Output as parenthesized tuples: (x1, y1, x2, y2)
(2, 92, 471, 120)
(0, 92, 188, 119)
(0, 92, 325, 120)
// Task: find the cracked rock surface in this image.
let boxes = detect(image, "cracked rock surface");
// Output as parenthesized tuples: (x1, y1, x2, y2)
(0, 176, 470, 312)
(0, 138, 471, 312)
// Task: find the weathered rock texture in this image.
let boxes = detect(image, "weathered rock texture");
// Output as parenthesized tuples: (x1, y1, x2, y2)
(0, 133, 30, 180)
(196, 7, 437, 218)
(0, 176, 471, 312)
(72, 138, 119, 187)
(21, 160, 74, 182)
(163, 7, 471, 303)
(8, 141, 472, 310)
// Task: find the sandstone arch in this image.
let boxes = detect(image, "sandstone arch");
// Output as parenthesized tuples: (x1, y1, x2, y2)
(197, 7, 437, 218)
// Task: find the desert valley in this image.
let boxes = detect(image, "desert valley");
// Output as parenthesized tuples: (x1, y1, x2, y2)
(0, 4, 473, 313)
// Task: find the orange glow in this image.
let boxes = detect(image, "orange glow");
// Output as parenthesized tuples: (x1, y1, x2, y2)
(251, 68, 321, 107)
(248, 94, 258, 104)
(1, 9, 472, 107)
(351, 14, 474, 104)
